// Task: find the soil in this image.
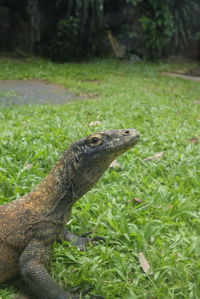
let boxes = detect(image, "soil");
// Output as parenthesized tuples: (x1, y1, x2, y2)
(162, 66, 200, 82)
(0, 79, 85, 105)
(162, 72, 200, 82)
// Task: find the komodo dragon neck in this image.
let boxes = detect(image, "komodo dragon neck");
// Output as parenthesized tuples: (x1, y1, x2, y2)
(27, 147, 110, 208)
(19, 129, 140, 224)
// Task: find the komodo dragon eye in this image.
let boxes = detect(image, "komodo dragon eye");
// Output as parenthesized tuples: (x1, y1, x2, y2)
(87, 134, 103, 147)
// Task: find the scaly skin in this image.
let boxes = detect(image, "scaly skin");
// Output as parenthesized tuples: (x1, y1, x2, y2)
(0, 129, 140, 299)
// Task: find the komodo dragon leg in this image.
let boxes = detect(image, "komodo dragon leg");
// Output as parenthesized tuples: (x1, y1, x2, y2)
(61, 228, 105, 250)
(19, 240, 77, 299)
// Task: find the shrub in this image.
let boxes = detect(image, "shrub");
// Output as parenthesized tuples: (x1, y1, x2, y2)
(49, 0, 105, 61)
(139, 1, 174, 59)
(49, 16, 83, 62)
(131, 0, 200, 60)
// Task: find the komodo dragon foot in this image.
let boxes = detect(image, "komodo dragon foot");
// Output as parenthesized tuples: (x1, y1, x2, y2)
(61, 229, 105, 250)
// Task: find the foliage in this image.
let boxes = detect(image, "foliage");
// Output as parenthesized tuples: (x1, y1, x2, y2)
(124, 0, 200, 59)
(1, 0, 200, 60)
(169, 0, 200, 53)
(0, 58, 200, 298)
(48, 0, 200, 60)
(49, 0, 105, 61)
(49, 17, 83, 62)
(126, 0, 142, 6)
(139, 1, 174, 59)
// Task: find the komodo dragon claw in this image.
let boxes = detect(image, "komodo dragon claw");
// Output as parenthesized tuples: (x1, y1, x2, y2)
(62, 229, 105, 250)
(71, 286, 105, 299)
(81, 232, 106, 244)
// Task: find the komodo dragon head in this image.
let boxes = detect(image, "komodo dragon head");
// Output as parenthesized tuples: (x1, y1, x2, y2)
(58, 129, 140, 200)
(73, 128, 140, 160)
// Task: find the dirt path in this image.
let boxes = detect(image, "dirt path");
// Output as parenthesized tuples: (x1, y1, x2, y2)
(0, 80, 85, 105)
(162, 72, 200, 82)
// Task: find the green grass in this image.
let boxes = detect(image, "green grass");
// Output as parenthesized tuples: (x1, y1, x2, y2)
(0, 58, 199, 299)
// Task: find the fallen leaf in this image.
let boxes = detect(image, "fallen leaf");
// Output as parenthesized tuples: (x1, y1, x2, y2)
(188, 136, 200, 144)
(166, 205, 173, 210)
(143, 152, 164, 162)
(128, 198, 143, 204)
(109, 159, 121, 170)
(150, 236, 155, 243)
(138, 252, 153, 275)
(24, 163, 33, 170)
(89, 121, 102, 127)
(194, 100, 200, 104)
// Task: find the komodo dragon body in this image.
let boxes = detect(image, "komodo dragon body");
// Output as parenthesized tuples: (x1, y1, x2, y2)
(0, 129, 140, 299)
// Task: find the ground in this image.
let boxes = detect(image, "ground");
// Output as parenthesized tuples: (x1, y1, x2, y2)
(0, 58, 199, 299)
(0, 62, 199, 106)
(163, 65, 200, 82)
(0, 79, 84, 105)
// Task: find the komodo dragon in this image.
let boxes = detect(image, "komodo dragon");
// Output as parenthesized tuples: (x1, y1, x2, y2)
(0, 129, 140, 299)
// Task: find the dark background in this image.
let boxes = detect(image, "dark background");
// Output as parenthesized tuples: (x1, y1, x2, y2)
(0, 0, 200, 61)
